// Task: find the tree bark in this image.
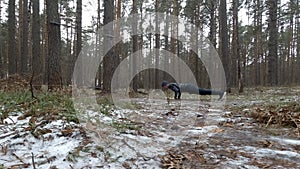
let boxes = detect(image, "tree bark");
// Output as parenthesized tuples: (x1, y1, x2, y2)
(219, 0, 230, 88)
(267, 0, 278, 86)
(96, 0, 102, 88)
(102, 0, 115, 92)
(20, 0, 29, 74)
(73, 0, 83, 86)
(297, 0, 300, 84)
(132, 0, 138, 92)
(154, 0, 160, 89)
(232, 0, 243, 92)
(8, 0, 17, 75)
(0, 0, 2, 78)
(32, 0, 42, 88)
(46, 0, 62, 89)
(208, 1, 217, 48)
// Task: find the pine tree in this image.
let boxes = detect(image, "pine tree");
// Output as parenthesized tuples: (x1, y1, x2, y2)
(267, 0, 279, 86)
(8, 0, 17, 75)
(46, 0, 62, 89)
(32, 0, 42, 88)
(102, 0, 115, 91)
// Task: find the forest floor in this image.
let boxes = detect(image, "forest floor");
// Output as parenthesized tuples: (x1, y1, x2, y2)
(0, 76, 300, 169)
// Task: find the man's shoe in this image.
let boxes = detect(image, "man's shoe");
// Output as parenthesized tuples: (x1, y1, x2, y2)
(219, 92, 226, 100)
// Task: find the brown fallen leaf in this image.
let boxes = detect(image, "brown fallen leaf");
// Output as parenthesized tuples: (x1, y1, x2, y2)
(210, 128, 224, 133)
(61, 129, 74, 136)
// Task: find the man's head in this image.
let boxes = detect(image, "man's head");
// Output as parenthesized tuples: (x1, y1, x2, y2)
(161, 81, 168, 91)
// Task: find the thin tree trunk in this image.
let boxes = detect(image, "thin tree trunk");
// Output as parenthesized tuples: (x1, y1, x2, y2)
(113, 0, 121, 89)
(96, 0, 102, 88)
(154, 0, 160, 89)
(0, 0, 2, 78)
(267, 0, 278, 86)
(32, 0, 41, 88)
(208, 0, 217, 88)
(0, 0, 1, 24)
(73, 0, 82, 86)
(253, 0, 263, 86)
(171, 0, 179, 81)
(208, 1, 217, 48)
(195, 4, 200, 86)
(163, 9, 170, 81)
(231, 0, 237, 88)
(8, 0, 17, 75)
(20, 0, 29, 75)
(296, 0, 300, 83)
(132, 0, 138, 92)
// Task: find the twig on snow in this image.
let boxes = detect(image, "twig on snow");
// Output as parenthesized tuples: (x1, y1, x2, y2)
(32, 152, 36, 169)
(12, 152, 28, 165)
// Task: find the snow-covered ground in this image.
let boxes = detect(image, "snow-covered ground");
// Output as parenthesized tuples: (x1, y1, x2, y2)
(1, 93, 300, 168)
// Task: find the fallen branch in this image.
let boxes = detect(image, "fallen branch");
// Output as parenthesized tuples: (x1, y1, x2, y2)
(0, 131, 19, 139)
(288, 114, 300, 136)
(9, 163, 30, 168)
(12, 152, 27, 164)
(265, 116, 273, 128)
(32, 152, 36, 169)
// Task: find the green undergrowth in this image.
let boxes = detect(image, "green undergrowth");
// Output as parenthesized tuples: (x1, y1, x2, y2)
(0, 90, 78, 123)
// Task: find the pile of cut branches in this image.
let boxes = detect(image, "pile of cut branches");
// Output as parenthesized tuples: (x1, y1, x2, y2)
(250, 103, 300, 135)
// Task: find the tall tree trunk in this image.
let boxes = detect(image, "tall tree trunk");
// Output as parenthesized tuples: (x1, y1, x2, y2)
(287, 5, 294, 84)
(232, 0, 243, 92)
(163, 9, 170, 81)
(65, 13, 72, 85)
(255, 0, 263, 86)
(113, 0, 122, 89)
(18, 0, 22, 74)
(8, 0, 17, 75)
(208, 0, 217, 88)
(267, 0, 278, 86)
(20, 0, 29, 75)
(296, 0, 300, 83)
(76, 0, 82, 54)
(96, 0, 101, 88)
(46, 0, 62, 89)
(0, 0, 1, 24)
(132, 0, 138, 92)
(194, 4, 200, 86)
(287, 0, 297, 84)
(154, 0, 160, 89)
(171, 0, 179, 81)
(0, 0, 2, 78)
(42, 1, 48, 84)
(73, 0, 82, 86)
(115, 0, 122, 52)
(219, 0, 230, 89)
(208, 0, 217, 48)
(138, 2, 144, 88)
(32, 0, 41, 88)
(102, 0, 115, 92)
(231, 0, 237, 87)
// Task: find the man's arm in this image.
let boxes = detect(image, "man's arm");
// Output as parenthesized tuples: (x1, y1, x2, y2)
(168, 83, 181, 99)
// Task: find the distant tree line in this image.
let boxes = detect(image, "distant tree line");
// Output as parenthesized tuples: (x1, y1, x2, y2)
(0, 0, 299, 92)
